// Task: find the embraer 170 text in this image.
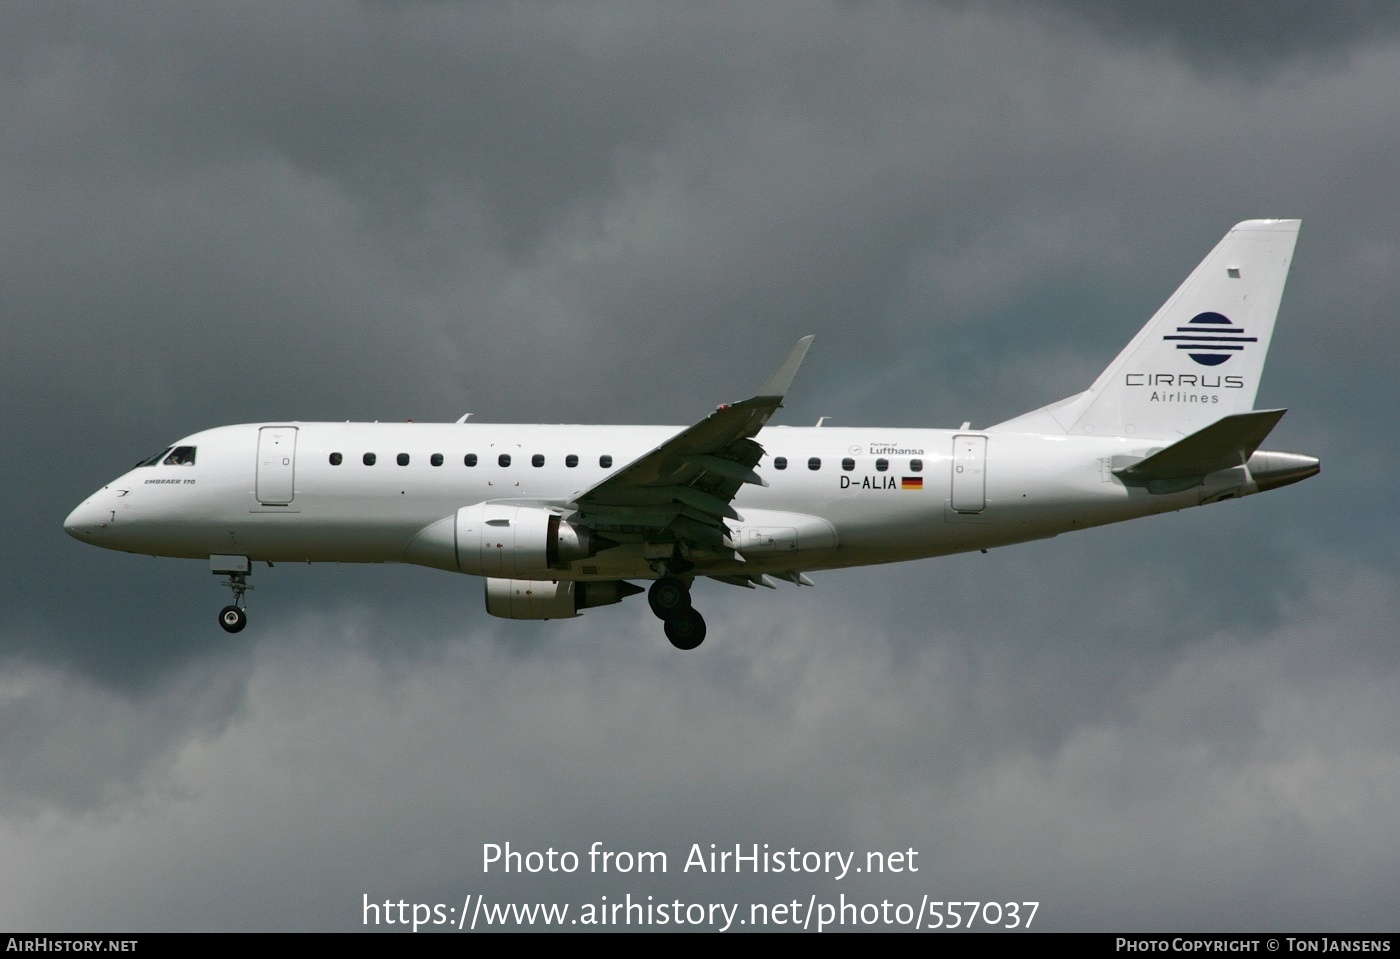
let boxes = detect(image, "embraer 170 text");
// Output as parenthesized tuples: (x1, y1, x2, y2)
(66, 220, 1318, 649)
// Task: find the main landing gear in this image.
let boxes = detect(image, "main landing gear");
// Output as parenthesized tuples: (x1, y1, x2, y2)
(649, 575, 706, 650)
(217, 571, 252, 634)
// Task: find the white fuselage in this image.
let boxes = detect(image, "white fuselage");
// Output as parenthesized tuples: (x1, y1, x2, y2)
(64, 420, 1255, 581)
(60, 220, 1316, 644)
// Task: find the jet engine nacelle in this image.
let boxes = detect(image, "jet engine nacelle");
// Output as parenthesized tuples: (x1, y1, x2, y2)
(403, 503, 595, 577)
(484, 578, 644, 620)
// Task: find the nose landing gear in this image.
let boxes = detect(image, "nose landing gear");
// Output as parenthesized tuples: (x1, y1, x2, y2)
(649, 574, 706, 650)
(214, 566, 252, 634)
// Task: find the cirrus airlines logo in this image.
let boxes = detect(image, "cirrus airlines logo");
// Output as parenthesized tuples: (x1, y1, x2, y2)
(1163, 312, 1258, 366)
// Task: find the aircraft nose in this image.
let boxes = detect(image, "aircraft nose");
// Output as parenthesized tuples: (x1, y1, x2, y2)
(64, 493, 111, 541)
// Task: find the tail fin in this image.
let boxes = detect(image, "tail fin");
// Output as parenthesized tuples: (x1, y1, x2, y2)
(992, 219, 1300, 439)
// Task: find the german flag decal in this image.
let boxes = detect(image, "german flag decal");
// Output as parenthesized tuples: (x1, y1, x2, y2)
(901, 477, 923, 490)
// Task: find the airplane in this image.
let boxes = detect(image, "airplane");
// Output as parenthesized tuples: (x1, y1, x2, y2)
(64, 219, 1318, 650)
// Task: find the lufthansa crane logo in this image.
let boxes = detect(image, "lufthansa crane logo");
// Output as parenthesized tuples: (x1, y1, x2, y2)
(1164, 312, 1258, 367)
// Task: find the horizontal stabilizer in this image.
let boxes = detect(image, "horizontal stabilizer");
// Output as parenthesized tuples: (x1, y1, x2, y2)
(1114, 409, 1287, 481)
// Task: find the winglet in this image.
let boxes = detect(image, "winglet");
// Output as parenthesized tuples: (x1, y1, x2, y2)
(757, 336, 814, 399)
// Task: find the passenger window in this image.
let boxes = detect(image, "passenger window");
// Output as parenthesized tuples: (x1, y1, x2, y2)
(397, 453, 410, 466)
(498, 454, 511, 468)
(875, 458, 888, 472)
(164, 446, 197, 466)
(532, 454, 544, 467)
(808, 457, 821, 471)
(910, 458, 923, 472)
(842, 457, 855, 471)
(600, 455, 613, 468)
(431, 453, 443, 467)
(774, 457, 787, 470)
(363, 453, 377, 466)
(465, 454, 477, 467)
(566, 454, 578, 468)
(330, 452, 343, 466)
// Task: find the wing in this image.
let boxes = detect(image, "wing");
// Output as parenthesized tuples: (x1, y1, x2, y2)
(568, 336, 814, 557)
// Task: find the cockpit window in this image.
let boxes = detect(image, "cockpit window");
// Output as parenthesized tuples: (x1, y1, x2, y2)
(163, 446, 197, 466)
(137, 448, 174, 467)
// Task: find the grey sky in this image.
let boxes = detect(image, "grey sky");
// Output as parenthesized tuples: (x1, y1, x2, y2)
(2, 2, 1395, 931)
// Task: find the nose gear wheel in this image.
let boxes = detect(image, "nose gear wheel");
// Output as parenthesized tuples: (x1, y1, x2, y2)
(219, 605, 247, 633)
(217, 571, 252, 633)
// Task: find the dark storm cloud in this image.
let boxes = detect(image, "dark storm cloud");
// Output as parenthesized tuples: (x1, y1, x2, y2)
(6, 564, 1398, 930)
(1046, 0, 1400, 74)
(3, 3, 760, 253)
(0, 652, 252, 812)
(2, 0, 1397, 932)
